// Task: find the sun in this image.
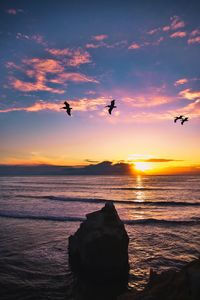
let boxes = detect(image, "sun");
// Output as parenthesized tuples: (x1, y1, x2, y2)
(134, 162, 152, 172)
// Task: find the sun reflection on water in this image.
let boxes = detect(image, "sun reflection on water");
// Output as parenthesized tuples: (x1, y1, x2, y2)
(135, 175, 145, 203)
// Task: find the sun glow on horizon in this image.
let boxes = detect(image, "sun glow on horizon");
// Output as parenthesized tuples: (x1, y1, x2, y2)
(134, 161, 153, 172)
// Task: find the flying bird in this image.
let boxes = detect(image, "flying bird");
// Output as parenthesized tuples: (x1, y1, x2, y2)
(174, 115, 184, 123)
(181, 117, 189, 125)
(105, 99, 117, 115)
(61, 101, 72, 116)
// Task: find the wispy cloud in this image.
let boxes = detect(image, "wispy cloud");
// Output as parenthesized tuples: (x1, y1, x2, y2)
(46, 48, 72, 56)
(179, 89, 200, 100)
(188, 36, 200, 44)
(174, 78, 188, 86)
(147, 28, 160, 35)
(46, 47, 91, 66)
(133, 158, 181, 162)
(67, 49, 91, 66)
(8, 57, 97, 94)
(170, 31, 187, 38)
(6, 8, 24, 15)
(190, 29, 200, 37)
(170, 16, 186, 30)
(123, 94, 175, 107)
(49, 72, 99, 84)
(128, 43, 141, 50)
(0, 97, 107, 113)
(92, 34, 108, 41)
(16, 33, 47, 46)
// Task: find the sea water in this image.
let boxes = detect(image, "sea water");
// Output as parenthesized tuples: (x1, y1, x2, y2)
(0, 175, 200, 299)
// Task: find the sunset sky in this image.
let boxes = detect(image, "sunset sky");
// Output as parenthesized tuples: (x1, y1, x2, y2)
(0, 0, 200, 174)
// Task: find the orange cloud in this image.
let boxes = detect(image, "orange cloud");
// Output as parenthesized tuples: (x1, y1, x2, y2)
(174, 78, 188, 86)
(9, 58, 64, 93)
(170, 31, 187, 38)
(188, 36, 200, 44)
(128, 43, 141, 50)
(179, 89, 200, 100)
(67, 49, 91, 66)
(11, 78, 65, 94)
(46, 47, 91, 66)
(8, 56, 97, 94)
(92, 34, 108, 41)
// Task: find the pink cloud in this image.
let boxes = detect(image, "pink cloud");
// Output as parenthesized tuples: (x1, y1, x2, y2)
(123, 94, 174, 107)
(170, 31, 187, 38)
(190, 29, 200, 36)
(6, 8, 24, 15)
(172, 99, 200, 118)
(31, 35, 47, 46)
(147, 28, 160, 35)
(8, 56, 97, 94)
(85, 43, 104, 49)
(9, 58, 65, 94)
(163, 26, 170, 32)
(128, 43, 141, 50)
(23, 58, 64, 73)
(162, 16, 185, 32)
(0, 98, 107, 113)
(16, 33, 47, 46)
(188, 36, 200, 44)
(46, 47, 91, 66)
(67, 49, 91, 66)
(92, 34, 108, 41)
(170, 16, 185, 30)
(174, 78, 188, 86)
(46, 48, 72, 56)
(11, 77, 65, 94)
(49, 72, 99, 84)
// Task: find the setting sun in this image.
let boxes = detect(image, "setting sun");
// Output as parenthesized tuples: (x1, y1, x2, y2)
(134, 162, 152, 172)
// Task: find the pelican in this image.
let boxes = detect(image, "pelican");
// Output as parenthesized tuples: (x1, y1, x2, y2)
(174, 115, 184, 123)
(105, 100, 117, 115)
(181, 117, 189, 125)
(61, 101, 72, 116)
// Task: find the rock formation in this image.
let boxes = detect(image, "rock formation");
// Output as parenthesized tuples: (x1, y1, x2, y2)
(68, 202, 130, 299)
(118, 258, 200, 300)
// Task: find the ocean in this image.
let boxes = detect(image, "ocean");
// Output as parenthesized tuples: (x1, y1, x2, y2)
(0, 175, 200, 299)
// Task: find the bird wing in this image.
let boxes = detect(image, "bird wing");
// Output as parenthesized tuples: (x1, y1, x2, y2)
(64, 101, 70, 109)
(108, 107, 112, 114)
(111, 100, 115, 106)
(181, 119, 185, 125)
(174, 117, 178, 122)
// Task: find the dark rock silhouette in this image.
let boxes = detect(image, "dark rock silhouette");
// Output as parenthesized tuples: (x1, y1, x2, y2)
(118, 258, 200, 300)
(69, 202, 129, 299)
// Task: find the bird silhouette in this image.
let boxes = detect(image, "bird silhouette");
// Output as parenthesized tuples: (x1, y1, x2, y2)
(174, 115, 184, 123)
(61, 101, 72, 116)
(181, 117, 189, 125)
(105, 99, 117, 115)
